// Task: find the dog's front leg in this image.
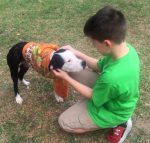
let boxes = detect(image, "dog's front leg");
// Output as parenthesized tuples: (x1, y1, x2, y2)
(54, 92, 64, 102)
(53, 78, 68, 102)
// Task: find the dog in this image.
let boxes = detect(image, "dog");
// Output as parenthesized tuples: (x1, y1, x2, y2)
(7, 42, 86, 104)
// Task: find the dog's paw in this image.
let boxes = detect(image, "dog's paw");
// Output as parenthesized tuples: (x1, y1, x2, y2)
(54, 93, 64, 102)
(16, 94, 23, 104)
(22, 79, 30, 86)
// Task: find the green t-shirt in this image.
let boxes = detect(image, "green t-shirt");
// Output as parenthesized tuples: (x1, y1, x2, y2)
(88, 44, 140, 128)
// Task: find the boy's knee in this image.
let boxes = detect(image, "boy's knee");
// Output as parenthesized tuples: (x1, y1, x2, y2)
(58, 113, 72, 132)
(58, 114, 65, 130)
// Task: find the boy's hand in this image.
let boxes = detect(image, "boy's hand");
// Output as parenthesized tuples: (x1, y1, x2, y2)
(52, 69, 68, 80)
(60, 45, 80, 57)
(60, 45, 74, 51)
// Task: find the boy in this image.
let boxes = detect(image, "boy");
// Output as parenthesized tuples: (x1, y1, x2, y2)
(52, 6, 140, 143)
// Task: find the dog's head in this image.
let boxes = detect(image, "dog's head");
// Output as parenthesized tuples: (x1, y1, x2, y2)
(49, 49, 86, 72)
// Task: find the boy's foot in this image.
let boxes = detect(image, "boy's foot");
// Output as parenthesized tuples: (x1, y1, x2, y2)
(106, 118, 132, 143)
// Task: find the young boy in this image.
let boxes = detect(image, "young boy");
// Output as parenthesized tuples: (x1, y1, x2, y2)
(52, 6, 140, 143)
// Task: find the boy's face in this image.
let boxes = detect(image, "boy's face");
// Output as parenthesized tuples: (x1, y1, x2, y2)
(90, 38, 111, 56)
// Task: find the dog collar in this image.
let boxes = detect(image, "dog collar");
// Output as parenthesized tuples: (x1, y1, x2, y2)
(49, 51, 55, 61)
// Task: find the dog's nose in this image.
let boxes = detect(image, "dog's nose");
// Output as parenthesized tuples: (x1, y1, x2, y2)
(81, 61, 86, 69)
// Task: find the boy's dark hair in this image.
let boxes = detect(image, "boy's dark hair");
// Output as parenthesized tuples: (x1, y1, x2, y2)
(84, 6, 127, 44)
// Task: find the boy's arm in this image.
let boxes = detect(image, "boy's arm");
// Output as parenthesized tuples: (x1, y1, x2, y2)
(61, 45, 101, 72)
(52, 69, 93, 99)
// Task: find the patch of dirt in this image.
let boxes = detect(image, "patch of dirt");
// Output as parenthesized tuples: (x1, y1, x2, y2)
(135, 118, 150, 134)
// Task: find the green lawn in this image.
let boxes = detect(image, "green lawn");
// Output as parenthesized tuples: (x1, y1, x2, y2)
(0, 0, 150, 142)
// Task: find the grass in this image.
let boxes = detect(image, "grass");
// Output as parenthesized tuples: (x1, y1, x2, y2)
(0, 0, 150, 142)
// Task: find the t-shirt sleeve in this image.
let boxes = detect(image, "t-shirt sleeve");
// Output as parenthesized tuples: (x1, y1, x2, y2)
(97, 58, 103, 70)
(97, 56, 107, 70)
(92, 81, 116, 107)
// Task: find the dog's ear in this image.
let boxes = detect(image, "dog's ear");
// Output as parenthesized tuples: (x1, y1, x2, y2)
(55, 49, 66, 53)
(49, 54, 65, 70)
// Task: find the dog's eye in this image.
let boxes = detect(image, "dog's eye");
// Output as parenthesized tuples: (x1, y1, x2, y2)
(67, 59, 71, 62)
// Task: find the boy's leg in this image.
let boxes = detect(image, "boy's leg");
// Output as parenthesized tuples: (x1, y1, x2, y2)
(69, 68, 99, 88)
(58, 99, 100, 133)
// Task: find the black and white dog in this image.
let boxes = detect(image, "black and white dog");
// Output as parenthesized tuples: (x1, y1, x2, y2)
(7, 42, 86, 104)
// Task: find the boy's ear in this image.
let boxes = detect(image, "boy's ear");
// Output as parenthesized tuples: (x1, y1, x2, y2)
(104, 40, 112, 47)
